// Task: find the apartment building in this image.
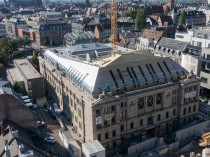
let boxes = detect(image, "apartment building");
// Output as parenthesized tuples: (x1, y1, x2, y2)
(35, 23, 72, 46)
(39, 48, 200, 155)
(5, 18, 28, 38)
(153, 37, 188, 64)
(175, 27, 210, 48)
(200, 48, 210, 95)
(13, 59, 45, 100)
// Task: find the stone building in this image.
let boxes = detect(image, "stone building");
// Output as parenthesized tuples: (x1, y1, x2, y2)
(39, 48, 200, 155)
(0, 81, 37, 129)
(35, 23, 72, 46)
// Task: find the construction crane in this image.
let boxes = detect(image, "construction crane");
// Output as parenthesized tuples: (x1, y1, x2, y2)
(110, 0, 118, 54)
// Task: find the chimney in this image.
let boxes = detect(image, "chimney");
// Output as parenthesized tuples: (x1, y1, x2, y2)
(12, 130, 18, 138)
(5, 145, 11, 157)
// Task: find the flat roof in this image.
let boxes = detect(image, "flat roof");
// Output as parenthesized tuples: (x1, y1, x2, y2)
(82, 140, 105, 154)
(14, 59, 42, 80)
(6, 68, 24, 83)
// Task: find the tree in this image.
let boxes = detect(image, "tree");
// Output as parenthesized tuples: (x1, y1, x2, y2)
(135, 9, 146, 29)
(23, 36, 31, 48)
(123, 10, 138, 19)
(12, 51, 22, 59)
(13, 81, 26, 94)
(16, 37, 23, 48)
(9, 39, 18, 51)
(179, 11, 186, 26)
(0, 63, 4, 74)
(32, 50, 40, 71)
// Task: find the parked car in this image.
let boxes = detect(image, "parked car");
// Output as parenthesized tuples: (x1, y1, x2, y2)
(44, 136, 55, 143)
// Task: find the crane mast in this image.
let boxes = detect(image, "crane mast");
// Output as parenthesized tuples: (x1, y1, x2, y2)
(110, 0, 117, 54)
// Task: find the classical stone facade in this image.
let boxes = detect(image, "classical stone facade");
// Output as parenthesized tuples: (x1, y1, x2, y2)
(39, 49, 200, 155)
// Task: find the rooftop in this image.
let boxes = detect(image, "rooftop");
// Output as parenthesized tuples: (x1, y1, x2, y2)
(14, 59, 42, 80)
(82, 140, 105, 154)
(41, 47, 188, 94)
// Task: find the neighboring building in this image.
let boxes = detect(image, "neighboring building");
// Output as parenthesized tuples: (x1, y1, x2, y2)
(35, 23, 72, 46)
(153, 37, 188, 64)
(157, 15, 173, 27)
(39, 48, 200, 156)
(0, 120, 49, 157)
(176, 11, 206, 26)
(13, 59, 45, 100)
(82, 140, 105, 157)
(118, 30, 140, 49)
(175, 30, 194, 43)
(0, 81, 37, 129)
(200, 48, 210, 96)
(64, 31, 96, 47)
(7, 0, 42, 8)
(181, 45, 202, 76)
(117, 17, 135, 31)
(176, 27, 210, 48)
(5, 18, 28, 38)
(0, 23, 6, 38)
(135, 29, 164, 50)
(94, 23, 111, 40)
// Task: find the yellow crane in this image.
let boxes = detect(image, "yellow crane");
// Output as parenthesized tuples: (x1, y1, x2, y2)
(110, 0, 117, 54)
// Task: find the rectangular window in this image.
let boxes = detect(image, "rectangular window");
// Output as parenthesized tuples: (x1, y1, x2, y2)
(130, 122, 134, 129)
(189, 106, 191, 113)
(111, 106, 115, 112)
(201, 77, 207, 84)
(138, 97, 144, 109)
(140, 119, 143, 126)
(173, 109, 176, 115)
(156, 93, 162, 104)
(166, 111, 169, 118)
(113, 142, 116, 149)
(105, 132, 109, 139)
(183, 108, 186, 115)
(97, 134, 101, 141)
(147, 95, 153, 107)
(120, 124, 124, 132)
(193, 105, 196, 112)
(204, 34, 208, 39)
(158, 114, 161, 121)
(96, 109, 100, 115)
(112, 130, 116, 137)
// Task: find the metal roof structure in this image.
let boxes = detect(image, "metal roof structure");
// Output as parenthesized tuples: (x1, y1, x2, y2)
(42, 48, 188, 94)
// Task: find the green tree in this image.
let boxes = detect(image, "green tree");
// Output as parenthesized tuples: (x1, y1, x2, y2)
(16, 37, 23, 48)
(9, 39, 18, 51)
(0, 63, 4, 74)
(12, 51, 22, 58)
(23, 36, 31, 47)
(179, 11, 186, 26)
(13, 81, 26, 94)
(135, 9, 147, 29)
(123, 10, 138, 19)
(31, 50, 40, 71)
